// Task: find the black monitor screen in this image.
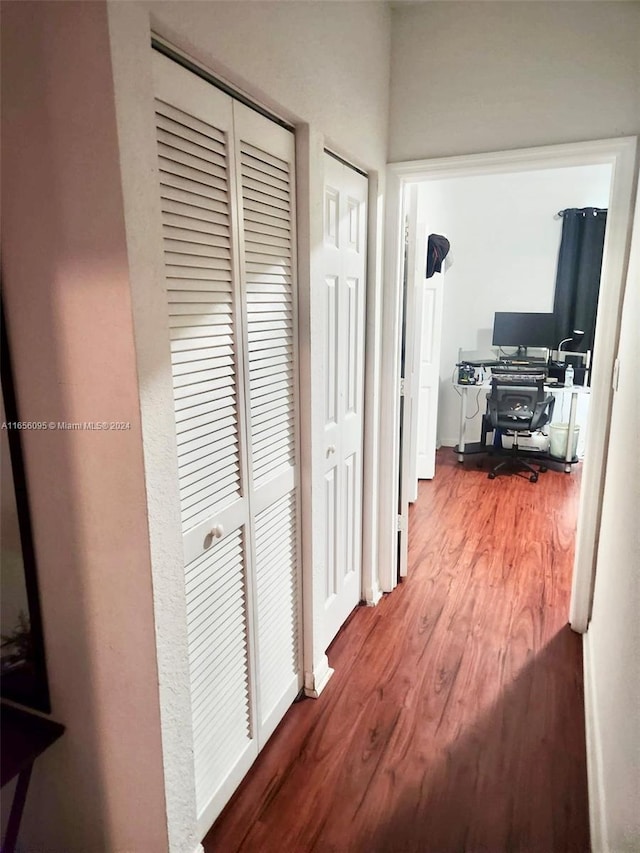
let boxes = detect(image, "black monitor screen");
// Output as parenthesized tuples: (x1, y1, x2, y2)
(492, 312, 555, 348)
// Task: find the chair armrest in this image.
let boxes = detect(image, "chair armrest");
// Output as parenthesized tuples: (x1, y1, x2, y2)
(530, 395, 555, 431)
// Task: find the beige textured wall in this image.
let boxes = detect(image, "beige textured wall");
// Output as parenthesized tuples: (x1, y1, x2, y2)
(1, 3, 168, 851)
(584, 192, 640, 851)
(147, 0, 391, 172)
(389, 1, 640, 161)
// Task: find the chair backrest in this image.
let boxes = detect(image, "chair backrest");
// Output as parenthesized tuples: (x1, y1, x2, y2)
(488, 373, 547, 431)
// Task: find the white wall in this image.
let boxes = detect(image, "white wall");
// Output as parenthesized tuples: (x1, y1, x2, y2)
(583, 187, 640, 852)
(389, 1, 640, 162)
(416, 164, 612, 446)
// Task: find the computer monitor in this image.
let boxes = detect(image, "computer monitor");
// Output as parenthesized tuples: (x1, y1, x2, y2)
(492, 312, 556, 351)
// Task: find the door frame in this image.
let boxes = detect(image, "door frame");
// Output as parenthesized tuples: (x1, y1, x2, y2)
(379, 137, 638, 633)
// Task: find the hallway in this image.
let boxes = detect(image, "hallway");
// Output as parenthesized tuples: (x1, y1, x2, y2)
(204, 450, 589, 852)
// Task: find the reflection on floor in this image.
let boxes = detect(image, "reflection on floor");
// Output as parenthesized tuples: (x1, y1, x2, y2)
(205, 449, 588, 853)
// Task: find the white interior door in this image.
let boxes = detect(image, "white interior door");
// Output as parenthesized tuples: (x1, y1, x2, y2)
(399, 185, 445, 576)
(416, 232, 444, 479)
(322, 153, 367, 650)
(152, 50, 301, 836)
(402, 187, 424, 509)
(404, 185, 445, 486)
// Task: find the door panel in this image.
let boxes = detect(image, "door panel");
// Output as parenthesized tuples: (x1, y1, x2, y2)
(152, 54, 257, 827)
(233, 102, 302, 743)
(152, 51, 301, 835)
(416, 270, 444, 480)
(322, 154, 367, 650)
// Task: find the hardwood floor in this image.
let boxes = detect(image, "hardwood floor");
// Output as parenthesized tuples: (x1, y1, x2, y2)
(204, 450, 589, 852)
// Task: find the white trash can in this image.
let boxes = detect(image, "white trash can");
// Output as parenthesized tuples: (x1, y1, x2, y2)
(549, 423, 580, 459)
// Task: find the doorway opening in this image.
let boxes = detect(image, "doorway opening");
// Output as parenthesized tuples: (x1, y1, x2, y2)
(380, 137, 638, 632)
(400, 163, 610, 578)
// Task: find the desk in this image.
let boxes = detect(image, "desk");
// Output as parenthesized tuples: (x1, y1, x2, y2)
(455, 382, 591, 473)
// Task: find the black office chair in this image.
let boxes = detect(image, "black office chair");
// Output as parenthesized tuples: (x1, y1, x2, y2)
(485, 373, 555, 482)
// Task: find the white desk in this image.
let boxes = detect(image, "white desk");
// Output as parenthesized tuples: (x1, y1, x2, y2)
(455, 381, 591, 473)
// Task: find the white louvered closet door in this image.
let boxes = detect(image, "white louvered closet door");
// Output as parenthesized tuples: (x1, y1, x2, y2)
(233, 103, 301, 744)
(152, 52, 301, 836)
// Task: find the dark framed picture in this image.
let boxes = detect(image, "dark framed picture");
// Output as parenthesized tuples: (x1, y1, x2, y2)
(1, 299, 51, 712)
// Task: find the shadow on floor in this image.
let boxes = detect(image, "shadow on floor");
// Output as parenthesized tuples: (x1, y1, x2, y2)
(354, 625, 589, 853)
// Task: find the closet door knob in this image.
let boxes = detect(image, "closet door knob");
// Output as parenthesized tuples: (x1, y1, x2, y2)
(326, 445, 336, 457)
(210, 524, 224, 540)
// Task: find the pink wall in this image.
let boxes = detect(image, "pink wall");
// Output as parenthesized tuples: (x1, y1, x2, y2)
(1, 2, 169, 850)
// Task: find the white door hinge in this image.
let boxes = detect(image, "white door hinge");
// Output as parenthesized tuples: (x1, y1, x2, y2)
(399, 377, 406, 397)
(612, 357, 620, 392)
(397, 515, 406, 532)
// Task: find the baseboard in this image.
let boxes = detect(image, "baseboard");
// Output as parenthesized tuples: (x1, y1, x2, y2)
(304, 654, 334, 699)
(364, 578, 383, 606)
(192, 844, 204, 853)
(583, 632, 608, 853)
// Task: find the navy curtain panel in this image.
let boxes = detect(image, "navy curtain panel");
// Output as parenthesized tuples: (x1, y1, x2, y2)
(553, 207, 607, 353)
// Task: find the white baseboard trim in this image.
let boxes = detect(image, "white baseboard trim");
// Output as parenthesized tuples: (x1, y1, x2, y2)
(583, 632, 609, 853)
(304, 654, 334, 699)
(364, 579, 383, 606)
(192, 844, 204, 853)
(441, 437, 459, 449)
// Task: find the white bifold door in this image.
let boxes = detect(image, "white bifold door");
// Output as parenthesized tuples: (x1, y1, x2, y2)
(322, 153, 368, 650)
(152, 51, 302, 835)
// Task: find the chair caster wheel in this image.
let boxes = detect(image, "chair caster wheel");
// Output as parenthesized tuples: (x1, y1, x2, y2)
(539, 466, 547, 473)
(488, 473, 496, 480)
(530, 474, 538, 483)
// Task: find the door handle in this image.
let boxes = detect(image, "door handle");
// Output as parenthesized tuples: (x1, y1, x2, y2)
(326, 445, 336, 457)
(204, 523, 225, 549)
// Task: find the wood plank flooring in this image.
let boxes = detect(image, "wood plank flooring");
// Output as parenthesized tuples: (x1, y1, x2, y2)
(204, 450, 589, 852)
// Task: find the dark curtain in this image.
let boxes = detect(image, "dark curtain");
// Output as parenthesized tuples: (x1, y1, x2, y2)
(553, 207, 607, 353)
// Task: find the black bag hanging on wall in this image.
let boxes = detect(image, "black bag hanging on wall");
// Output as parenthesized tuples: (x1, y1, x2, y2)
(426, 233, 450, 278)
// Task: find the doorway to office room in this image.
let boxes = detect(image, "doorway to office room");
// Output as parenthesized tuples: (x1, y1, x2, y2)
(400, 164, 610, 586)
(381, 137, 637, 632)
(404, 164, 611, 479)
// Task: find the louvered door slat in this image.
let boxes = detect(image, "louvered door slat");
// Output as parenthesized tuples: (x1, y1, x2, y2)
(249, 376, 293, 399)
(157, 139, 227, 179)
(187, 607, 248, 676)
(251, 378, 291, 400)
(245, 222, 291, 242)
(162, 204, 231, 230)
(254, 493, 298, 724)
(241, 162, 290, 192)
(189, 609, 246, 675)
(187, 596, 246, 655)
(177, 430, 236, 472)
(160, 170, 230, 203)
(156, 111, 227, 156)
(186, 539, 242, 597)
